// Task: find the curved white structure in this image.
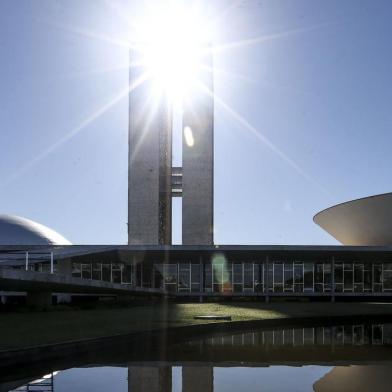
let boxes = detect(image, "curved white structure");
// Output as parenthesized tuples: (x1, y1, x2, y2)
(314, 192, 392, 246)
(0, 214, 71, 245)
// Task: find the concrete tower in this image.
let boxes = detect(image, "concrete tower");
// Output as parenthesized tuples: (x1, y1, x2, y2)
(182, 46, 214, 245)
(128, 50, 172, 245)
(128, 46, 213, 245)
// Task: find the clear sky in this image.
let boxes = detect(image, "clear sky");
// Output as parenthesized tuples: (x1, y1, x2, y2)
(0, 0, 391, 245)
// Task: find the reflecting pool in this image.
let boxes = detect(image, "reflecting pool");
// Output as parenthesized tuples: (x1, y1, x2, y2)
(3, 320, 392, 392)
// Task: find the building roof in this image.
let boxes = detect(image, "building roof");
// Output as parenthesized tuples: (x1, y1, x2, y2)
(0, 214, 71, 246)
(314, 192, 392, 245)
(2, 244, 392, 269)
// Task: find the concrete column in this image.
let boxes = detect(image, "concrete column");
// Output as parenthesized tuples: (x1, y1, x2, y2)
(128, 366, 171, 392)
(26, 292, 52, 307)
(56, 258, 72, 303)
(182, 367, 213, 392)
(132, 256, 137, 288)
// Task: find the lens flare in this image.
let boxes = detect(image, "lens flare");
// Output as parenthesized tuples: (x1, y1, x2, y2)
(184, 126, 194, 147)
(212, 253, 231, 286)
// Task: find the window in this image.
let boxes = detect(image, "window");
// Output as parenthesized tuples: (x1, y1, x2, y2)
(304, 263, 313, 292)
(254, 263, 263, 292)
(267, 263, 274, 292)
(204, 263, 212, 292)
(374, 264, 383, 292)
(81, 264, 92, 280)
(294, 262, 303, 292)
(164, 264, 177, 292)
(72, 263, 81, 278)
(92, 263, 101, 280)
(112, 263, 122, 284)
(314, 263, 323, 293)
(223, 262, 232, 292)
(354, 263, 364, 292)
(384, 271, 392, 291)
(315, 263, 323, 284)
(213, 263, 224, 293)
(284, 262, 293, 292)
(191, 263, 201, 292)
(343, 263, 353, 292)
(122, 264, 132, 284)
(364, 264, 372, 291)
(274, 262, 283, 292)
(102, 264, 111, 282)
(154, 264, 164, 289)
(335, 262, 343, 284)
(233, 263, 242, 292)
(178, 263, 190, 291)
(142, 264, 153, 287)
(324, 263, 332, 291)
(244, 262, 253, 291)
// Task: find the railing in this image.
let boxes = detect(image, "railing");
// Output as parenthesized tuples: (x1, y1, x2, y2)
(24, 251, 54, 274)
(0, 251, 55, 274)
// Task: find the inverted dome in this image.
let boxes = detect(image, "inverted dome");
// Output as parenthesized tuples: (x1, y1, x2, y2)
(314, 192, 392, 246)
(0, 214, 71, 245)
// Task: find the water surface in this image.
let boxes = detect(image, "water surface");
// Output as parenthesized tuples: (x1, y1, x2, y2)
(4, 319, 392, 392)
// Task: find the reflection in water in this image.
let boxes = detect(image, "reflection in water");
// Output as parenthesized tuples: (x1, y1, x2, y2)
(185, 323, 387, 347)
(314, 366, 392, 392)
(128, 367, 171, 392)
(182, 367, 213, 392)
(8, 373, 54, 392)
(4, 322, 392, 392)
(215, 366, 331, 392)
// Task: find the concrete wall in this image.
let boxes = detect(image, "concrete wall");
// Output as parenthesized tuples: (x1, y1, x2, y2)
(26, 291, 52, 307)
(56, 258, 72, 303)
(182, 47, 214, 245)
(128, 50, 172, 245)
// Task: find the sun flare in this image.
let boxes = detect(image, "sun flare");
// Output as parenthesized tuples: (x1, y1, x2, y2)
(131, 2, 212, 103)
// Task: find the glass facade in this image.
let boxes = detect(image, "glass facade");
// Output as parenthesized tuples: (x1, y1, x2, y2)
(71, 259, 392, 295)
(147, 260, 392, 294)
(72, 262, 133, 285)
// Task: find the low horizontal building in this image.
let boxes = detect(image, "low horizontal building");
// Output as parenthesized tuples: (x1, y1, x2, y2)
(2, 192, 392, 301)
(64, 244, 392, 297)
(1, 244, 392, 299)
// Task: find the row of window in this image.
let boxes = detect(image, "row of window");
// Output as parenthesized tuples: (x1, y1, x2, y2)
(153, 261, 392, 294)
(70, 261, 392, 294)
(186, 324, 387, 347)
(72, 263, 132, 284)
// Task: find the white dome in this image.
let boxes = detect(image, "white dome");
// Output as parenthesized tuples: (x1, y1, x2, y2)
(0, 214, 71, 245)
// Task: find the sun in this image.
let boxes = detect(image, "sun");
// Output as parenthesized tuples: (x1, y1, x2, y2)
(131, 2, 212, 103)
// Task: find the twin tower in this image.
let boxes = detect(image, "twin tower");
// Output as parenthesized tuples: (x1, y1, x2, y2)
(128, 49, 214, 245)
